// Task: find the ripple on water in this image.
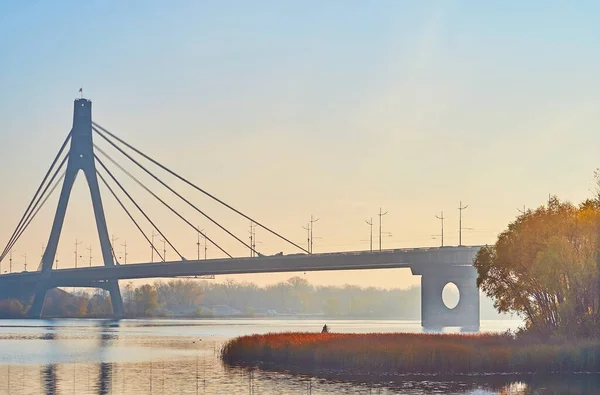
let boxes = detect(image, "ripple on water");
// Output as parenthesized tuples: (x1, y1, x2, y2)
(0, 319, 596, 394)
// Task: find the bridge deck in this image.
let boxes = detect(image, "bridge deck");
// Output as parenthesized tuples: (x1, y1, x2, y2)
(0, 246, 481, 288)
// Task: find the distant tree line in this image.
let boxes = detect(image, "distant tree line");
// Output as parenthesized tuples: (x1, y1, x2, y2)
(0, 288, 115, 318)
(193, 277, 423, 318)
(123, 277, 425, 318)
(0, 276, 506, 319)
(0, 278, 422, 319)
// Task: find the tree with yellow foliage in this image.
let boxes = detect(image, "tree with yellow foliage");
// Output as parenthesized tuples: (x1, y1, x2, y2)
(132, 284, 159, 317)
(475, 197, 600, 337)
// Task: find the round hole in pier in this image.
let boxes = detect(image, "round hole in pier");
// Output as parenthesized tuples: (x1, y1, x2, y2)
(442, 282, 460, 309)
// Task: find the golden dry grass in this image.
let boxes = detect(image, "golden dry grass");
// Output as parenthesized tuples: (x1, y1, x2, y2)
(221, 332, 600, 375)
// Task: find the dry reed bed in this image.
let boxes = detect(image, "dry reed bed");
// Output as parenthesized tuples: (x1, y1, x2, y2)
(221, 332, 600, 374)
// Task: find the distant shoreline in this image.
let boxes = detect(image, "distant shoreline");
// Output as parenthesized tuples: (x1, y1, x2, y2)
(0, 315, 521, 322)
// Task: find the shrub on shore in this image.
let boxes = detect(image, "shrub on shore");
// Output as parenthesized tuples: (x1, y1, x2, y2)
(221, 332, 600, 375)
(0, 299, 25, 318)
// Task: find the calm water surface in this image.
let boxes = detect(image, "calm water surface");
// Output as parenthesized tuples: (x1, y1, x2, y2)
(0, 319, 597, 394)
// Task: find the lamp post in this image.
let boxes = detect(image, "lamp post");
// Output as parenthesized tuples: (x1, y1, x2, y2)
(8, 249, 14, 273)
(378, 207, 388, 251)
(458, 201, 468, 246)
(365, 218, 373, 252)
(159, 239, 166, 262)
(121, 241, 127, 264)
(249, 221, 257, 257)
(309, 215, 319, 254)
(87, 246, 92, 267)
(196, 226, 204, 260)
(151, 230, 157, 262)
(74, 239, 82, 268)
(435, 211, 445, 247)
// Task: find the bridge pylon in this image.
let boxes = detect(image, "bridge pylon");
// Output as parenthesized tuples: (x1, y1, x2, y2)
(28, 99, 124, 318)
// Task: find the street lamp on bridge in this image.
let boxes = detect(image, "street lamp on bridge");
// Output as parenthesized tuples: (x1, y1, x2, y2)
(87, 246, 92, 267)
(458, 201, 469, 247)
(249, 221, 257, 257)
(159, 239, 167, 262)
(196, 226, 206, 260)
(309, 215, 319, 254)
(74, 239, 82, 269)
(121, 241, 128, 265)
(301, 215, 320, 254)
(435, 211, 445, 247)
(8, 249, 14, 273)
(365, 218, 373, 252)
(378, 207, 388, 251)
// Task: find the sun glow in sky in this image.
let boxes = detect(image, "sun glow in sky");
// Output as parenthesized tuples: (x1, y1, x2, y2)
(1, 1, 600, 288)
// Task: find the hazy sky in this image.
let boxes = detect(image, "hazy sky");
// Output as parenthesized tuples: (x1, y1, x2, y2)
(1, 1, 600, 288)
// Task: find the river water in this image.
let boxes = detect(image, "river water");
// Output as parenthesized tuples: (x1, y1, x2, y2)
(0, 318, 598, 394)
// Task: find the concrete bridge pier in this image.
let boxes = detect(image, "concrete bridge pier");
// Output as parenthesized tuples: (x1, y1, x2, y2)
(28, 279, 124, 319)
(412, 266, 480, 330)
(28, 281, 50, 318)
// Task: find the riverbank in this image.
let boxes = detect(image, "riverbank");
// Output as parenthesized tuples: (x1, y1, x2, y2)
(221, 332, 600, 375)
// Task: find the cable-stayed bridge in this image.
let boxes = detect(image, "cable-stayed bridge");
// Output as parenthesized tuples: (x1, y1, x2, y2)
(0, 99, 481, 329)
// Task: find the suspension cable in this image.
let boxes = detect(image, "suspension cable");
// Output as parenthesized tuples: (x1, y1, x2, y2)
(96, 169, 164, 262)
(92, 123, 309, 254)
(11, 168, 67, 256)
(94, 154, 185, 261)
(32, 170, 67, 271)
(93, 139, 253, 256)
(1, 132, 72, 261)
(1, 154, 69, 263)
(94, 147, 233, 258)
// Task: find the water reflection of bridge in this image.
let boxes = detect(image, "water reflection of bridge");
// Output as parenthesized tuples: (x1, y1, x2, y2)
(39, 321, 115, 395)
(2, 319, 595, 393)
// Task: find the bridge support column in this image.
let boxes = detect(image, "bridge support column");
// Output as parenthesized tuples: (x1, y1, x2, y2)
(27, 98, 124, 319)
(28, 283, 49, 318)
(413, 266, 479, 330)
(28, 281, 123, 319)
(106, 282, 124, 318)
